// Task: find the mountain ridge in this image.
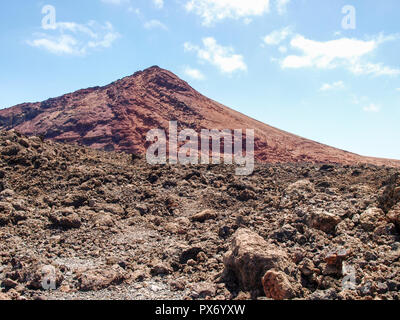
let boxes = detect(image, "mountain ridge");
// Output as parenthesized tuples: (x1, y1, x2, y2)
(0, 65, 399, 167)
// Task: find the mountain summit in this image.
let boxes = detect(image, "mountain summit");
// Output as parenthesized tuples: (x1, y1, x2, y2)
(0, 66, 398, 166)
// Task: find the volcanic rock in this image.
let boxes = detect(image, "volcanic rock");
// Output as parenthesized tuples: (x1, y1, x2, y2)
(360, 207, 385, 232)
(0, 292, 11, 300)
(1, 66, 399, 167)
(26, 264, 63, 290)
(308, 209, 341, 234)
(191, 209, 217, 222)
(191, 282, 217, 298)
(151, 262, 173, 276)
(387, 204, 400, 228)
(48, 209, 82, 229)
(77, 266, 125, 291)
(262, 270, 297, 300)
(223, 228, 294, 293)
(0, 130, 399, 300)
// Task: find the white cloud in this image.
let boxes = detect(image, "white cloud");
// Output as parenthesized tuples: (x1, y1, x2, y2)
(28, 35, 80, 55)
(349, 62, 400, 76)
(185, 0, 270, 26)
(396, 88, 400, 92)
(28, 21, 120, 56)
(144, 19, 168, 30)
(46, 22, 98, 37)
(320, 81, 345, 91)
(153, 0, 164, 9)
(88, 31, 120, 49)
(184, 67, 206, 80)
(184, 37, 247, 74)
(282, 35, 377, 69)
(278, 34, 400, 76)
(276, 0, 290, 15)
(263, 27, 291, 45)
(363, 103, 381, 113)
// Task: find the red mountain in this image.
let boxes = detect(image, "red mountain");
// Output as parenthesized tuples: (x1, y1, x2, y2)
(0, 66, 398, 167)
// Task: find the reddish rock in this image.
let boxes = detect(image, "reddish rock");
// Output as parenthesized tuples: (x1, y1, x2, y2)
(387, 204, 400, 228)
(308, 209, 341, 234)
(77, 266, 125, 291)
(378, 174, 400, 211)
(191, 209, 217, 222)
(299, 258, 318, 277)
(223, 228, 295, 293)
(360, 208, 385, 232)
(262, 270, 297, 300)
(0, 292, 11, 300)
(323, 248, 352, 275)
(191, 282, 217, 298)
(150, 262, 173, 276)
(48, 209, 82, 229)
(1, 66, 399, 167)
(91, 212, 115, 228)
(26, 264, 63, 290)
(325, 248, 351, 267)
(1, 278, 18, 289)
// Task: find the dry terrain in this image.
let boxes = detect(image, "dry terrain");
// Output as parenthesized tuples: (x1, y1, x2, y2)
(1, 130, 399, 300)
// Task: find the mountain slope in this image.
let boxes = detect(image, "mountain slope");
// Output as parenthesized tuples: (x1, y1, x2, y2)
(0, 66, 398, 166)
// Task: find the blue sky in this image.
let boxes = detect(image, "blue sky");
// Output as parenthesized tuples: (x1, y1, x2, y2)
(1, 0, 399, 159)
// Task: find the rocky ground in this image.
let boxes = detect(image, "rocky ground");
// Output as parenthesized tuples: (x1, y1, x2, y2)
(0, 130, 399, 300)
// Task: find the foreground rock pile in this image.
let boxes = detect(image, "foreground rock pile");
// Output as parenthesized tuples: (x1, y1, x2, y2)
(0, 130, 399, 300)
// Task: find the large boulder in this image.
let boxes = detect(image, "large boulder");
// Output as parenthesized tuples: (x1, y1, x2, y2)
(77, 266, 125, 291)
(26, 264, 64, 290)
(360, 207, 385, 232)
(223, 228, 298, 296)
(308, 209, 341, 234)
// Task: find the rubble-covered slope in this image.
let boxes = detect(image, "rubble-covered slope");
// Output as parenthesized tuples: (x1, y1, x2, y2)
(0, 130, 399, 300)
